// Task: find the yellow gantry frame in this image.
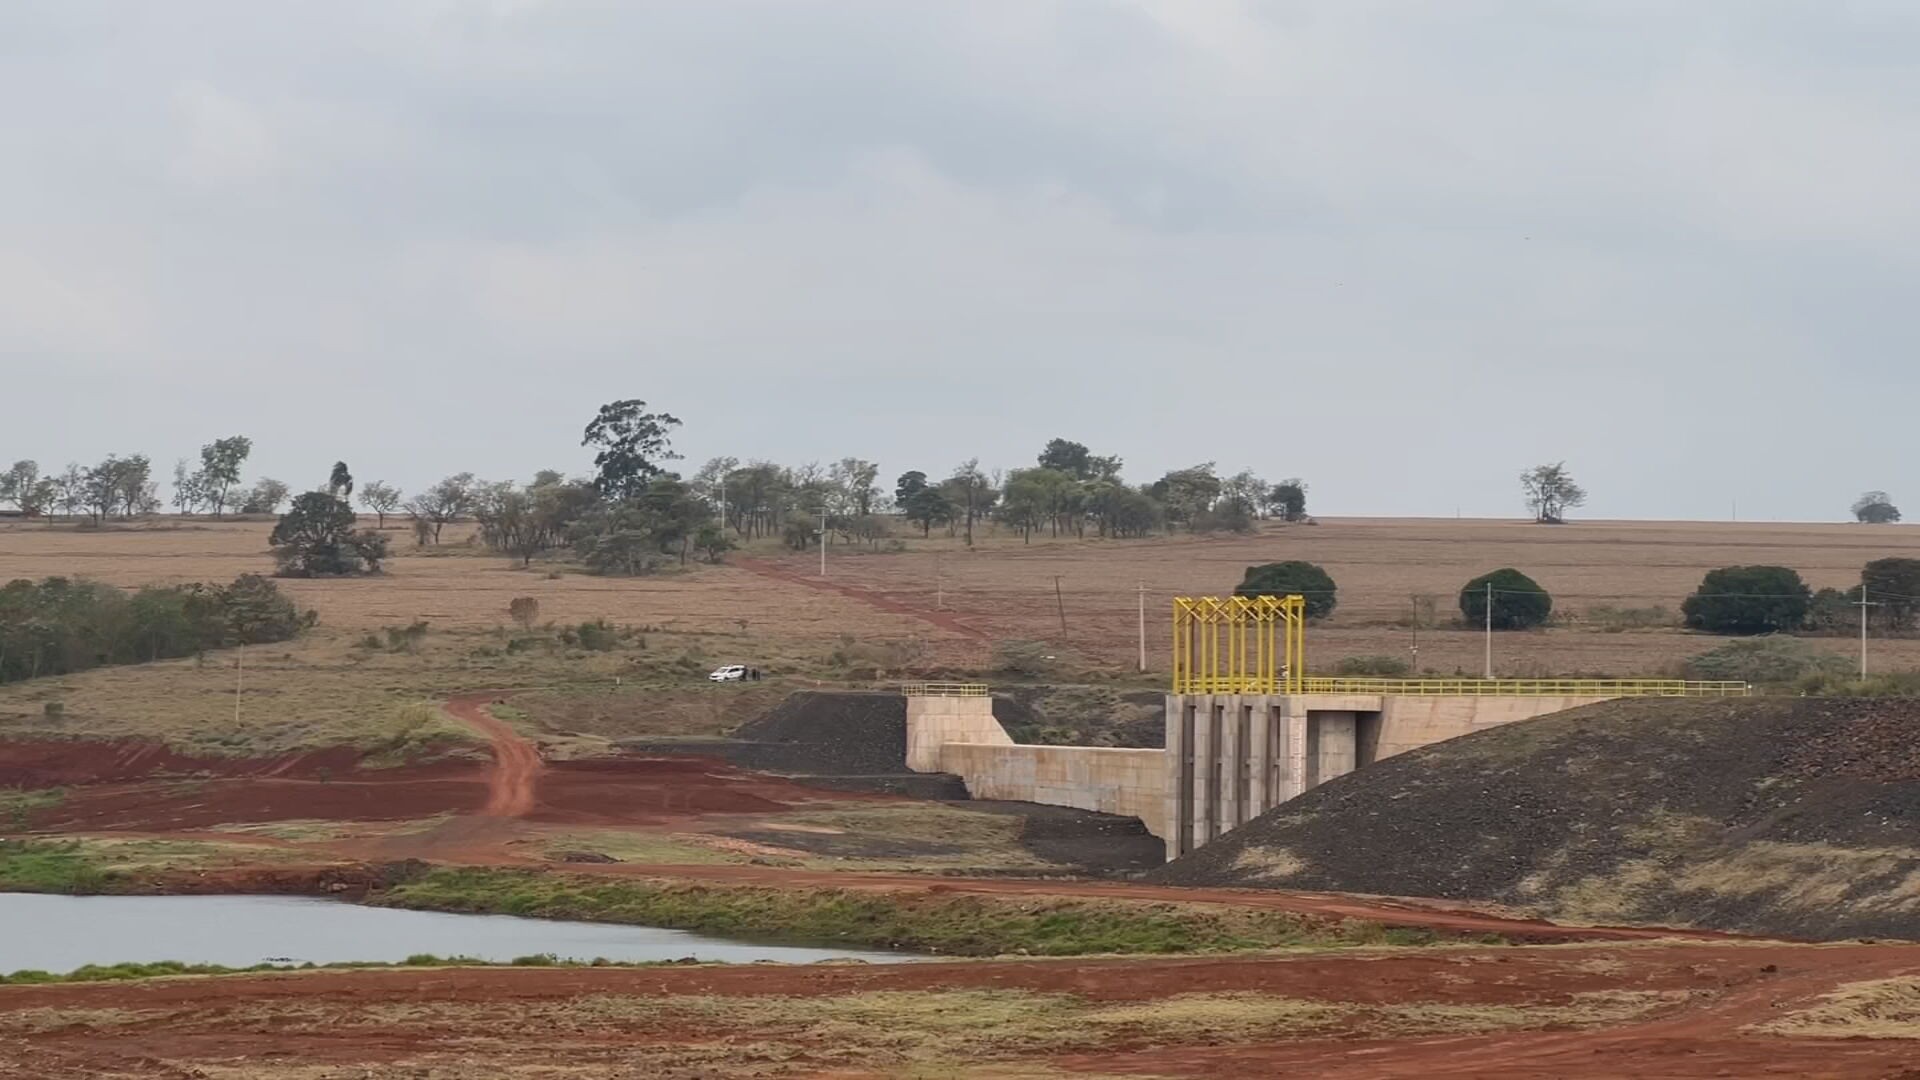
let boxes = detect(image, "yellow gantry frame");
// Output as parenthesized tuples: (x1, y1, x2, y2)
(1170, 595, 1749, 697)
(1171, 594, 1307, 695)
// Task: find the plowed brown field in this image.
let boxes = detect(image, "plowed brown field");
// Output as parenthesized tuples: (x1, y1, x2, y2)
(8, 515, 1918, 675)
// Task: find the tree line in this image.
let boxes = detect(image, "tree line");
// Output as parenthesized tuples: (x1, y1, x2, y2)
(0, 440, 403, 526)
(250, 403, 1323, 578)
(702, 438, 1310, 549)
(0, 575, 309, 684)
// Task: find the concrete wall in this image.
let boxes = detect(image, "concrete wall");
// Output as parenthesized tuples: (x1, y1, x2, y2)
(906, 690, 1611, 860)
(937, 743, 1166, 839)
(905, 695, 1012, 772)
(1372, 695, 1611, 759)
(1161, 692, 1608, 859)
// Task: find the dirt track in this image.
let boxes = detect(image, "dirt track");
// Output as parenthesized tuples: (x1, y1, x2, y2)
(446, 692, 541, 818)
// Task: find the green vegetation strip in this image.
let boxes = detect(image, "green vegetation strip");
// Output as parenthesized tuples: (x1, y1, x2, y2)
(0, 954, 697, 987)
(0, 841, 123, 895)
(374, 867, 1459, 956)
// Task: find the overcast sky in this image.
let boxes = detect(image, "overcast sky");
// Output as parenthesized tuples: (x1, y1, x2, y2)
(4, 2, 1914, 520)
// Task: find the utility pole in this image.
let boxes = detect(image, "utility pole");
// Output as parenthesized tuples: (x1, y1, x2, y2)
(1483, 581, 1494, 680)
(1409, 593, 1420, 672)
(1857, 584, 1880, 678)
(935, 552, 944, 611)
(1137, 582, 1148, 672)
(818, 506, 828, 577)
(1053, 575, 1068, 636)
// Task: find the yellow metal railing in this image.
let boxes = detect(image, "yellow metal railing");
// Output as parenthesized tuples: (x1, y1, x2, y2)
(900, 682, 990, 697)
(1296, 677, 1749, 698)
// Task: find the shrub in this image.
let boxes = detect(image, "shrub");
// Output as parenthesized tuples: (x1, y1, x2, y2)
(992, 639, 1056, 678)
(1861, 558, 1920, 631)
(1682, 566, 1810, 634)
(1804, 588, 1855, 634)
(1459, 569, 1552, 630)
(1585, 604, 1674, 632)
(0, 574, 306, 683)
(575, 619, 621, 651)
(1794, 672, 1920, 697)
(1683, 637, 1851, 684)
(1235, 562, 1337, 619)
(508, 597, 540, 631)
(1331, 655, 1411, 677)
(383, 621, 430, 653)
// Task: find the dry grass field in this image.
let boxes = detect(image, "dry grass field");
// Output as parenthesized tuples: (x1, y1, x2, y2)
(0, 518, 934, 640)
(749, 516, 1920, 677)
(8, 515, 1920, 699)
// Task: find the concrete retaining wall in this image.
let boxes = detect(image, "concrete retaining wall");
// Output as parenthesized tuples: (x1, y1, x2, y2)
(905, 695, 1012, 772)
(1371, 695, 1610, 759)
(1162, 692, 1611, 859)
(906, 690, 1611, 860)
(936, 743, 1166, 839)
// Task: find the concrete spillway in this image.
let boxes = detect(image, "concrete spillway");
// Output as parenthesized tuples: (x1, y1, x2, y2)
(905, 690, 1610, 860)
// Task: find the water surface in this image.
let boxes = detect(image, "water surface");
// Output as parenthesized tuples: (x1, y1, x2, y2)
(0, 893, 915, 972)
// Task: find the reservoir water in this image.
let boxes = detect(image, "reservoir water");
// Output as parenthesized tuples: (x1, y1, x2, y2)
(0, 893, 916, 973)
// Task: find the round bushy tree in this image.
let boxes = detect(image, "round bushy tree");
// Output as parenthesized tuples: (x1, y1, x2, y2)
(1681, 565, 1810, 634)
(1235, 561, 1336, 619)
(1459, 568, 1553, 630)
(270, 492, 389, 578)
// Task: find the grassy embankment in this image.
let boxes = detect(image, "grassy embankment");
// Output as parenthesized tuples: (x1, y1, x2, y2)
(0, 953, 654, 986)
(373, 867, 1455, 956)
(0, 842, 1469, 958)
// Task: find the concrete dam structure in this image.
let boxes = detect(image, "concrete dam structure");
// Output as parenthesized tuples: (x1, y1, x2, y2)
(902, 594, 1748, 860)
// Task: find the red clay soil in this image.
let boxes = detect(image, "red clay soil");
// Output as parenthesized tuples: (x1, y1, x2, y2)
(734, 555, 988, 640)
(0, 739, 379, 786)
(23, 697, 1744, 945)
(3, 942, 1918, 1077)
(446, 692, 541, 817)
(22, 697, 843, 834)
(30, 770, 488, 831)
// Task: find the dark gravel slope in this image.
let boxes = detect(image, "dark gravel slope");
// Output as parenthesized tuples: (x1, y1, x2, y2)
(1150, 697, 1920, 941)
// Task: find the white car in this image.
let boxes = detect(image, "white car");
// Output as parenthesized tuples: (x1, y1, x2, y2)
(708, 664, 747, 682)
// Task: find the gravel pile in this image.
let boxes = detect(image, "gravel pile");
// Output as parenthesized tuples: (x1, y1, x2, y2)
(1150, 697, 1920, 941)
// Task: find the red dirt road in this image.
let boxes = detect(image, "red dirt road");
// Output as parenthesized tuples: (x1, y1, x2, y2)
(445, 692, 541, 818)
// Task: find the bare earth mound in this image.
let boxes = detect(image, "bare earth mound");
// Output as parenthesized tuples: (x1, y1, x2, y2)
(1152, 698, 1920, 941)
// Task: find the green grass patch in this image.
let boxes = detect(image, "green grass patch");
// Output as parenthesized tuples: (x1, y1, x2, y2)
(0, 839, 123, 895)
(373, 867, 1456, 957)
(0, 787, 63, 828)
(0, 953, 702, 986)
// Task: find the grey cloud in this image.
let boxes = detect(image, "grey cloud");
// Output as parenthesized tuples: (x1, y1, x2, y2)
(4, 2, 1917, 519)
